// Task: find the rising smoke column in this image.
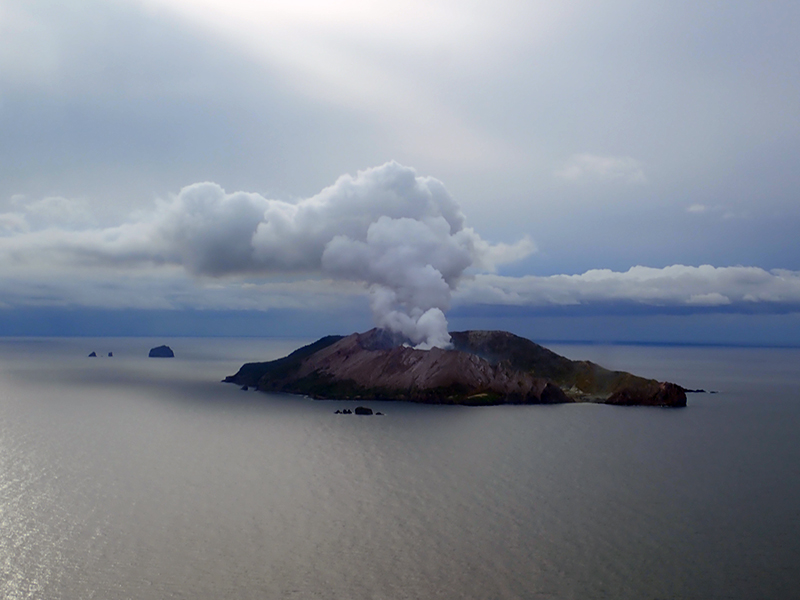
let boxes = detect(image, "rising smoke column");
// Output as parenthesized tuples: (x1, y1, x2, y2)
(0, 162, 534, 347)
(321, 214, 473, 348)
(150, 161, 535, 347)
(258, 162, 534, 347)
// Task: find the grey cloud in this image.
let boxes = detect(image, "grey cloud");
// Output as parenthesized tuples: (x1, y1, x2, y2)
(0, 162, 533, 347)
(5, 195, 97, 230)
(3, 0, 800, 341)
(456, 265, 800, 312)
(3, 0, 800, 279)
(0, 0, 380, 218)
(0, 212, 28, 233)
(0, 270, 365, 312)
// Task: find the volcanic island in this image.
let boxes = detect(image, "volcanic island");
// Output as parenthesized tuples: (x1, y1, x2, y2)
(224, 329, 686, 408)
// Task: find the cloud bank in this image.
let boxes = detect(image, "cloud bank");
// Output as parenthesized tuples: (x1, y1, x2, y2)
(0, 162, 533, 347)
(4, 164, 799, 336)
(456, 265, 800, 311)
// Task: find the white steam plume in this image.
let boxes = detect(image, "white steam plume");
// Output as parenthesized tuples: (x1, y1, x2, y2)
(0, 162, 534, 348)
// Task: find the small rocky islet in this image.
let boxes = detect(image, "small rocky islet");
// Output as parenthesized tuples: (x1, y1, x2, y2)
(89, 348, 171, 358)
(148, 345, 175, 358)
(224, 329, 687, 408)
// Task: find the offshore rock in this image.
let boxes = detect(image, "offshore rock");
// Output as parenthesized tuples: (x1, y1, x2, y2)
(148, 345, 175, 358)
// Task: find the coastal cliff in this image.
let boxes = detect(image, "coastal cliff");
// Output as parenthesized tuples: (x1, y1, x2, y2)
(224, 329, 686, 407)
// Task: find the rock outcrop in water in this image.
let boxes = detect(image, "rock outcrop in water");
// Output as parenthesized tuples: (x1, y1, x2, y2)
(149, 345, 175, 358)
(224, 329, 686, 407)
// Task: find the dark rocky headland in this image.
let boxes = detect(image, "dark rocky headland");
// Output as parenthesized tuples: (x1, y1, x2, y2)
(224, 329, 686, 407)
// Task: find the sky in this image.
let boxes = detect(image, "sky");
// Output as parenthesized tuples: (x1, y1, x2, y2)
(1, 0, 799, 344)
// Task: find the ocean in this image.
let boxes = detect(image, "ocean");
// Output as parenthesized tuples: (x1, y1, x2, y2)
(1, 337, 798, 599)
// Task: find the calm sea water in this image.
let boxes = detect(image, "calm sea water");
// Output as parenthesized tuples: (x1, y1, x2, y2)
(1, 337, 798, 599)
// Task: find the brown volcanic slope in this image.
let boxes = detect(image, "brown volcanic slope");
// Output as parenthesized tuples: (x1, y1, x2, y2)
(225, 329, 686, 407)
(450, 330, 685, 406)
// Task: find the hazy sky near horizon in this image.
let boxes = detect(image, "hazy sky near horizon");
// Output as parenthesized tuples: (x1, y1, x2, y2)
(1, 0, 799, 341)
